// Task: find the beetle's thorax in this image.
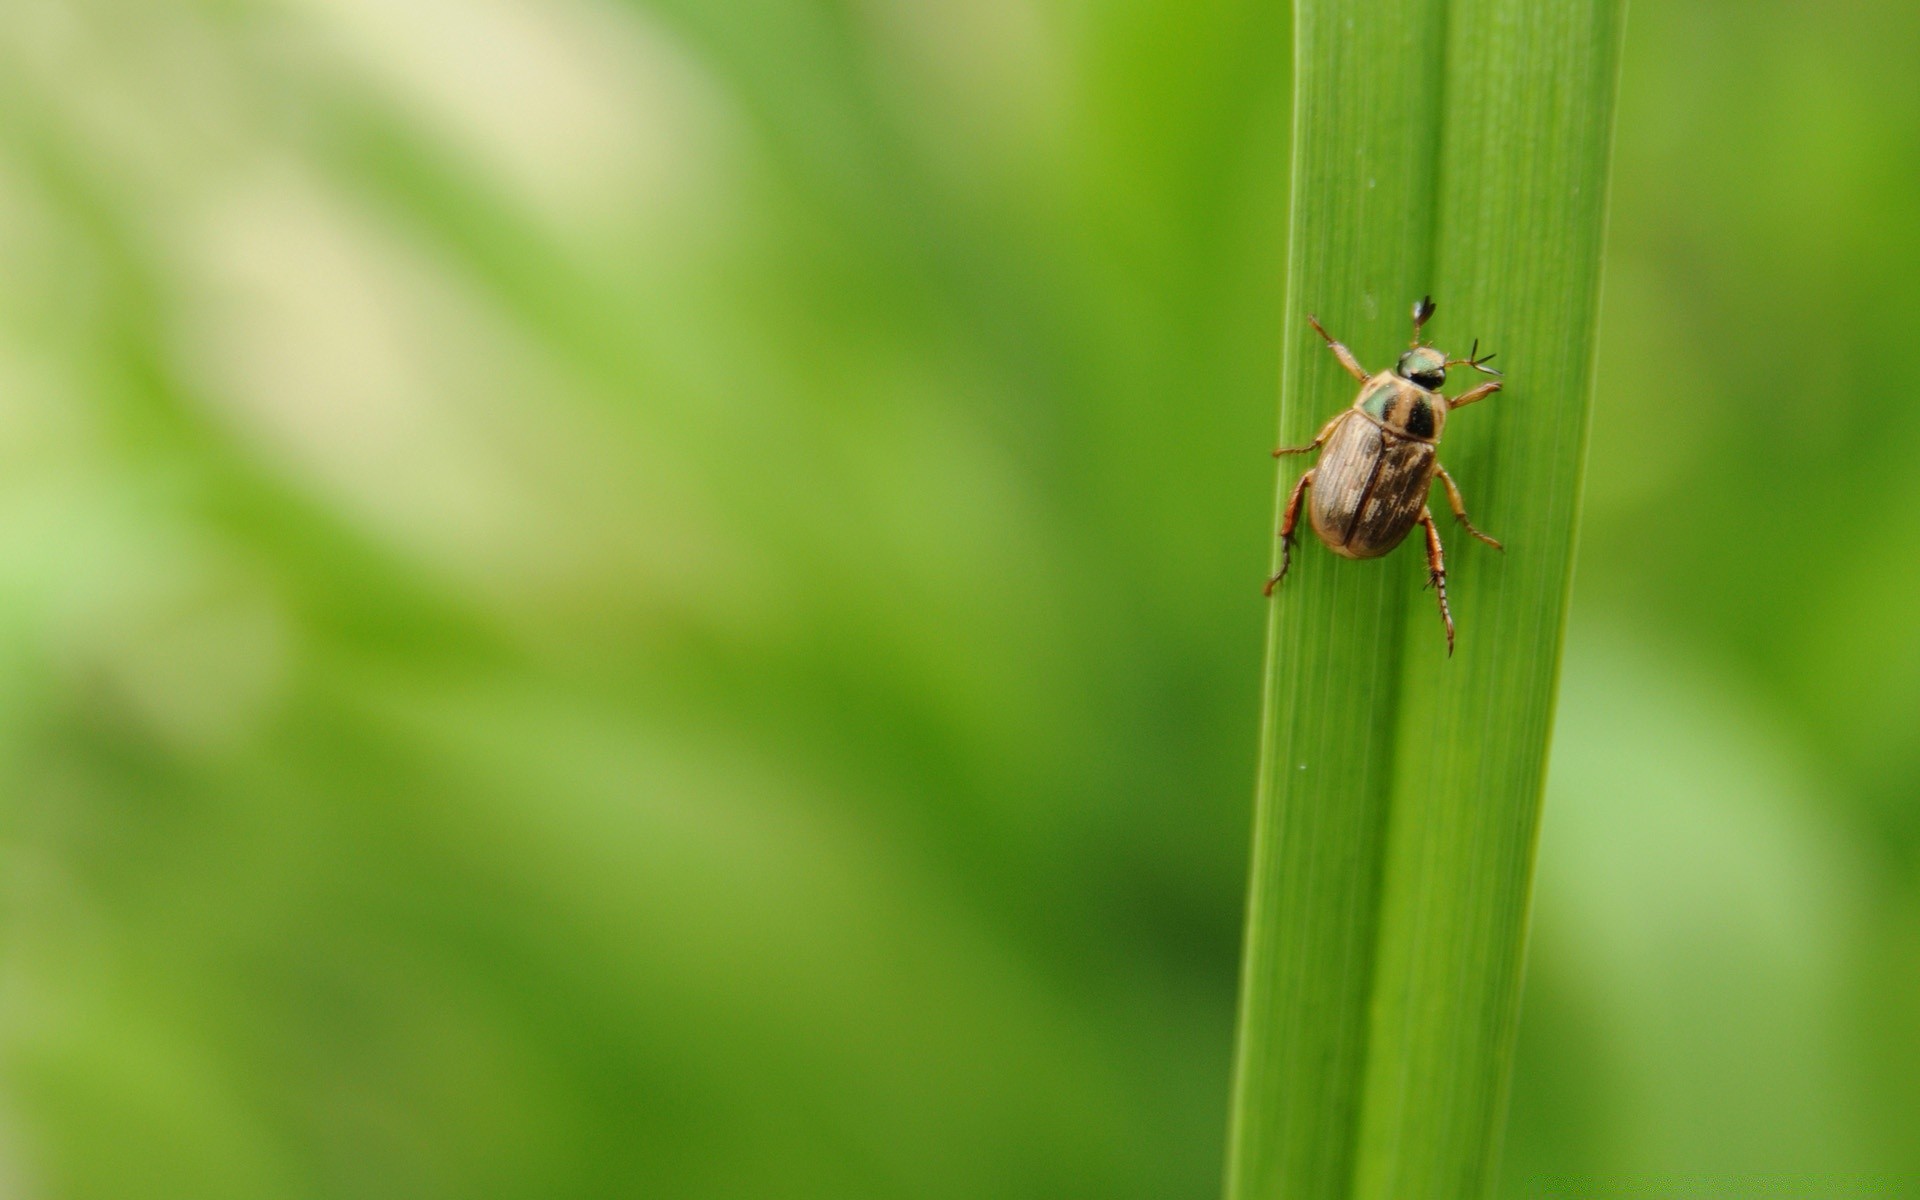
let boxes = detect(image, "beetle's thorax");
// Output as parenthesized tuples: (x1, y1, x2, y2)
(1353, 373, 1447, 442)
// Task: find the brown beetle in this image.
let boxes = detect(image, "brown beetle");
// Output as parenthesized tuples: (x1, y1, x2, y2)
(1264, 296, 1504, 654)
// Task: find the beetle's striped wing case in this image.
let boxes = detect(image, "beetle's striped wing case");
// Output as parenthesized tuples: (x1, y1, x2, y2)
(1308, 415, 1437, 560)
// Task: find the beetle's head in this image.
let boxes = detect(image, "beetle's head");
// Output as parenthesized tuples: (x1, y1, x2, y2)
(1395, 346, 1448, 391)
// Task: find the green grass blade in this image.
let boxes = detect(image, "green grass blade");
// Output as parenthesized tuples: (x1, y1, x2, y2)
(1223, 2, 1451, 1194)
(1225, 2, 1626, 1198)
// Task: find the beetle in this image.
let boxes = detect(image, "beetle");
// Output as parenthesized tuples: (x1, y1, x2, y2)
(1264, 296, 1504, 654)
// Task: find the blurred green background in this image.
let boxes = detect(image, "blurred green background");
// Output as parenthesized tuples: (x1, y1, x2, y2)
(0, 0, 1914, 1195)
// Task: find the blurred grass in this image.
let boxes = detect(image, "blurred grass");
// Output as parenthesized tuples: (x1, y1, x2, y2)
(1500, 0, 1920, 1187)
(0, 1, 1916, 1198)
(1227, 1, 1623, 1196)
(0, 2, 1291, 1196)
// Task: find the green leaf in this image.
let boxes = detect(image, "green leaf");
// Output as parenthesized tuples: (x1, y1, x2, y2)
(1223, 3, 1626, 1198)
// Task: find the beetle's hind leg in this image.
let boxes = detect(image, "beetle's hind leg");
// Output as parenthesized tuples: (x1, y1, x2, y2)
(1434, 463, 1503, 551)
(1264, 469, 1314, 596)
(1306, 315, 1372, 383)
(1417, 507, 1456, 655)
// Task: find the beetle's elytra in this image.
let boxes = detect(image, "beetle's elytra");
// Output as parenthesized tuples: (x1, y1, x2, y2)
(1265, 296, 1505, 655)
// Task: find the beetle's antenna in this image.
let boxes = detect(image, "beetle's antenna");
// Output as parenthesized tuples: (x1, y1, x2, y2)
(1447, 338, 1503, 376)
(1411, 295, 1436, 346)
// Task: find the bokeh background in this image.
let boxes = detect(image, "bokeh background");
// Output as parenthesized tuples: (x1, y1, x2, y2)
(0, 0, 1914, 1195)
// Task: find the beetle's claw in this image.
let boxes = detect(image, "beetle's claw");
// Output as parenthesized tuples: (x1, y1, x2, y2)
(1263, 539, 1295, 597)
(1456, 517, 1504, 552)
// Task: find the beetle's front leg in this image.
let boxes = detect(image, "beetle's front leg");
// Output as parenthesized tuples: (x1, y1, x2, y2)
(1274, 410, 1351, 457)
(1264, 469, 1314, 596)
(1446, 379, 1502, 409)
(1434, 463, 1503, 550)
(1306, 315, 1372, 383)
(1417, 507, 1455, 655)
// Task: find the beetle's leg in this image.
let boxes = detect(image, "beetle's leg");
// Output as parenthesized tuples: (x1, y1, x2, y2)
(1418, 507, 1455, 656)
(1306, 315, 1372, 383)
(1447, 379, 1503, 409)
(1264, 469, 1314, 596)
(1274, 410, 1350, 457)
(1433, 463, 1503, 551)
